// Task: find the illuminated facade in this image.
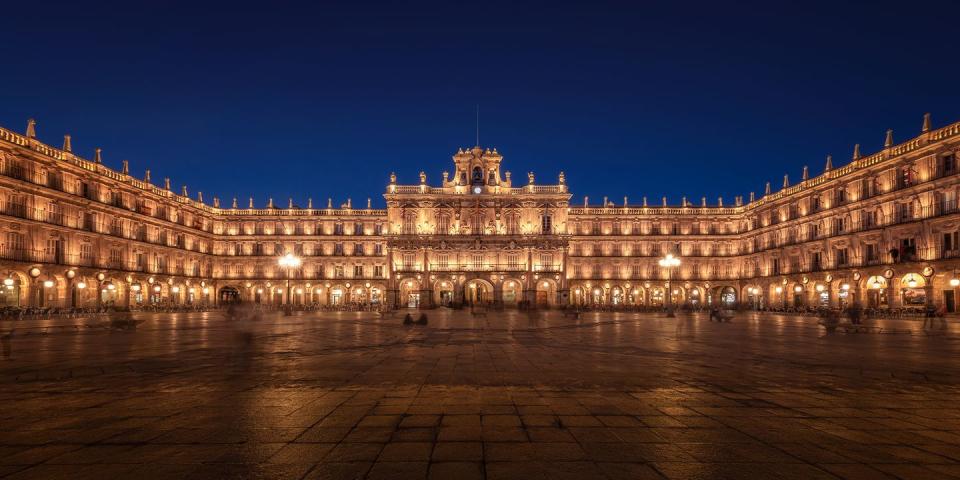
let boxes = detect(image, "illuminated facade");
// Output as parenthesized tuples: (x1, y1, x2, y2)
(1, 114, 959, 310)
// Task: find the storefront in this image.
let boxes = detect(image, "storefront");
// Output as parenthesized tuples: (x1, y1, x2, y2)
(900, 273, 926, 306)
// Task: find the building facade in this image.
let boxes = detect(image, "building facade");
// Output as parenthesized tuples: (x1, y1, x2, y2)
(1, 115, 959, 311)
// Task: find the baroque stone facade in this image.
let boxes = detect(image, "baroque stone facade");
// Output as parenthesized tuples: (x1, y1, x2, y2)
(1, 115, 959, 311)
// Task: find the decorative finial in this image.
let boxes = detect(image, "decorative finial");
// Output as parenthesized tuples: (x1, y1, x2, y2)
(307, 198, 312, 209)
(181, 185, 188, 197)
(603, 196, 608, 207)
(288, 197, 293, 209)
(662, 196, 667, 207)
(164, 178, 171, 190)
(749, 192, 755, 202)
(802, 166, 809, 181)
(213, 197, 219, 208)
(62, 134, 72, 152)
(824, 154, 833, 172)
(718, 196, 723, 207)
(95, 148, 103, 163)
(248, 197, 254, 208)
(347, 198, 352, 209)
(852, 143, 861, 160)
(389, 172, 396, 183)
(25, 118, 36, 138)
(642, 196, 647, 207)
(681, 196, 687, 206)
(197, 191, 203, 203)
(559, 171, 566, 184)
(624, 196, 628, 206)
(367, 198, 371, 209)
(327, 198, 332, 209)
(884, 129, 894, 148)
(121, 160, 129, 175)
(764, 182, 771, 195)
(144, 169, 151, 183)
(922, 113, 931, 133)
(419, 171, 426, 183)
(232, 197, 238, 209)
(268, 198, 274, 209)
(442, 171, 449, 183)
(527, 172, 535, 184)
(701, 197, 706, 207)
(584, 196, 588, 207)
(782, 175, 789, 188)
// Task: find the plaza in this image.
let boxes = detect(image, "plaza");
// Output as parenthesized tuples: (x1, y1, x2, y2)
(1, 309, 959, 479)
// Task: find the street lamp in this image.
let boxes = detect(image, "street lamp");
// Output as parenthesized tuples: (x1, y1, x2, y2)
(278, 253, 301, 314)
(658, 252, 681, 317)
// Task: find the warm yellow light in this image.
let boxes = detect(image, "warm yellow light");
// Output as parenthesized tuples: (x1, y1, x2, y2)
(278, 253, 302, 268)
(794, 285, 802, 292)
(816, 284, 825, 292)
(171, 286, 180, 293)
(77, 282, 87, 289)
(3, 278, 13, 286)
(951, 278, 960, 287)
(775, 286, 783, 294)
(43, 280, 54, 288)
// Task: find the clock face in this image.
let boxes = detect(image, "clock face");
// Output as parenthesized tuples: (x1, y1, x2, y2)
(923, 266, 934, 277)
(473, 186, 482, 194)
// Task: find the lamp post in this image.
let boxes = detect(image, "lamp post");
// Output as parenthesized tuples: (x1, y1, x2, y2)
(658, 253, 681, 317)
(278, 253, 301, 315)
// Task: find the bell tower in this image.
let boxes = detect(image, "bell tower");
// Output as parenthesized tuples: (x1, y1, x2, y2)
(447, 146, 506, 189)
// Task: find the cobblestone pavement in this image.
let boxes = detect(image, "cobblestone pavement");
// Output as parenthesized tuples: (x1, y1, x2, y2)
(0, 309, 959, 479)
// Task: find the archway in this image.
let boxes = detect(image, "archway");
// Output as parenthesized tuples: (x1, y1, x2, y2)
(0, 273, 24, 307)
(502, 278, 522, 306)
(900, 273, 927, 306)
(687, 286, 703, 307)
(813, 282, 830, 307)
(718, 286, 737, 307)
(464, 278, 493, 306)
(865, 275, 889, 308)
(650, 287, 665, 307)
(610, 286, 624, 305)
(434, 278, 455, 306)
(400, 279, 421, 308)
(535, 278, 557, 307)
(219, 286, 241, 304)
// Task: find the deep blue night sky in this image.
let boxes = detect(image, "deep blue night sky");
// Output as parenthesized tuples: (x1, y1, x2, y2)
(2, 1, 959, 208)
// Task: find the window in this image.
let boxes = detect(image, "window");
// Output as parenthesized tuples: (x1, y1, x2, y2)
(437, 214, 450, 234)
(80, 243, 93, 260)
(334, 265, 344, 278)
(541, 215, 552, 234)
(374, 243, 384, 255)
(402, 253, 415, 270)
(354, 243, 364, 256)
(836, 248, 849, 266)
(334, 223, 344, 235)
(472, 254, 483, 270)
(507, 254, 520, 270)
(402, 213, 415, 234)
(506, 214, 519, 235)
(334, 243, 343, 255)
(811, 195, 821, 211)
(374, 265, 384, 277)
(540, 253, 554, 271)
(354, 222, 363, 235)
(353, 265, 364, 277)
(437, 254, 450, 269)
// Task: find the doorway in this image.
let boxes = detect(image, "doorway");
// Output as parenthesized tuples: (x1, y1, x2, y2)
(945, 290, 956, 313)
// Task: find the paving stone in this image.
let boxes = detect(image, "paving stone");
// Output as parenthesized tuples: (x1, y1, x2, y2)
(1, 309, 959, 478)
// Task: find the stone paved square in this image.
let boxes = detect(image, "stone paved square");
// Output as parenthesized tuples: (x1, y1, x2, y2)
(1, 309, 959, 479)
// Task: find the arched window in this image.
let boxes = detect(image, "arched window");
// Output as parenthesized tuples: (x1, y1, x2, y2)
(472, 166, 483, 184)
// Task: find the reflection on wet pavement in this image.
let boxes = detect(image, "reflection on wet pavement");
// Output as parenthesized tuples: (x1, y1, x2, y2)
(0, 309, 958, 479)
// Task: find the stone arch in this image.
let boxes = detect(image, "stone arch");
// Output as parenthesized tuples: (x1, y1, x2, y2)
(535, 277, 558, 307)
(464, 278, 494, 305)
(501, 277, 523, 306)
